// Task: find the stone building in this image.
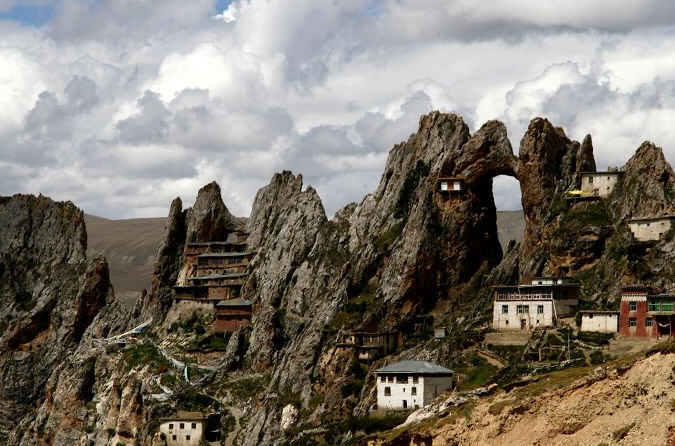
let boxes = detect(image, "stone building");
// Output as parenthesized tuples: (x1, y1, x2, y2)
(579, 310, 618, 333)
(579, 171, 622, 198)
(159, 411, 205, 446)
(618, 286, 674, 338)
(375, 360, 455, 410)
(215, 298, 253, 333)
(627, 216, 675, 242)
(335, 330, 398, 362)
(172, 231, 255, 332)
(492, 278, 579, 330)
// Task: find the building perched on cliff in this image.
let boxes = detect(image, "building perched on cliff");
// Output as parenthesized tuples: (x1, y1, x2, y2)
(579, 171, 622, 198)
(627, 216, 675, 242)
(375, 360, 455, 410)
(215, 298, 253, 333)
(159, 411, 205, 446)
(618, 286, 674, 338)
(492, 278, 579, 330)
(335, 330, 398, 362)
(172, 232, 255, 331)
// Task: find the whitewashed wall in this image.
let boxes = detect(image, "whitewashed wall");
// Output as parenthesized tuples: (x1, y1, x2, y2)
(376, 375, 454, 410)
(628, 219, 674, 242)
(581, 313, 618, 333)
(159, 421, 204, 446)
(492, 300, 553, 330)
(580, 174, 620, 197)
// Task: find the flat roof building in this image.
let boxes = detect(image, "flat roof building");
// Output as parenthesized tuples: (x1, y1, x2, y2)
(437, 177, 464, 193)
(492, 280, 579, 330)
(375, 360, 455, 410)
(627, 216, 675, 242)
(579, 310, 619, 333)
(215, 298, 253, 333)
(619, 286, 674, 339)
(159, 412, 205, 446)
(579, 171, 622, 198)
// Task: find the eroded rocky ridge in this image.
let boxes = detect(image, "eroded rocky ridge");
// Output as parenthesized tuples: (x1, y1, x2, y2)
(0, 194, 119, 443)
(2, 111, 674, 446)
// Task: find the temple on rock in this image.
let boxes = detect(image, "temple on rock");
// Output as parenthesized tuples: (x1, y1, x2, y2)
(492, 277, 579, 330)
(627, 215, 675, 242)
(437, 177, 464, 193)
(375, 360, 455, 410)
(618, 285, 674, 338)
(173, 231, 255, 332)
(335, 330, 399, 362)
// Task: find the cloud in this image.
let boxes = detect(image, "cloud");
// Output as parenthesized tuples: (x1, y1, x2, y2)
(0, 0, 674, 219)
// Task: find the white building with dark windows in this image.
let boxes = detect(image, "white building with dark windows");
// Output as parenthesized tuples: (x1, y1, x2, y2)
(375, 360, 455, 410)
(579, 171, 622, 198)
(159, 412, 205, 446)
(492, 278, 579, 330)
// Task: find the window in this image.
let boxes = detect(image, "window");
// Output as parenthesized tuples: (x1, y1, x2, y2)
(523, 305, 530, 314)
(380, 376, 385, 382)
(502, 305, 508, 314)
(588, 313, 594, 319)
(169, 424, 173, 430)
(440, 181, 448, 191)
(411, 387, 417, 395)
(412, 376, 418, 384)
(537, 305, 544, 314)
(649, 301, 659, 312)
(588, 176, 594, 184)
(402, 400, 407, 409)
(646, 318, 653, 327)
(397, 375, 408, 384)
(384, 387, 391, 396)
(180, 423, 184, 429)
(629, 318, 637, 327)
(517, 305, 523, 314)
(172, 435, 177, 441)
(186, 435, 191, 441)
(663, 302, 674, 312)
(629, 301, 637, 312)
(191, 423, 197, 429)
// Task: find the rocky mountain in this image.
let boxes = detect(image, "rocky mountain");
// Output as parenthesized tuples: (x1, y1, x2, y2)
(1, 111, 673, 446)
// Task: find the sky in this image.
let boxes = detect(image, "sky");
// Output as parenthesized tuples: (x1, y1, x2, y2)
(2, 1, 675, 219)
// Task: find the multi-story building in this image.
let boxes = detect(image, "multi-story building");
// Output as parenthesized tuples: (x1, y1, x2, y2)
(618, 286, 674, 338)
(492, 278, 579, 330)
(375, 360, 455, 410)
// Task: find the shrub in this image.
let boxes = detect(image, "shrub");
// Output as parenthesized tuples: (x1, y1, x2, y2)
(589, 350, 605, 365)
(123, 344, 169, 373)
(106, 428, 116, 437)
(576, 331, 614, 346)
(612, 422, 636, 441)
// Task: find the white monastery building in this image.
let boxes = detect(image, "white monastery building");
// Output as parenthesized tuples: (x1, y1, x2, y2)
(579, 171, 622, 198)
(159, 412, 205, 446)
(375, 360, 455, 410)
(492, 278, 579, 330)
(627, 216, 675, 242)
(579, 310, 618, 333)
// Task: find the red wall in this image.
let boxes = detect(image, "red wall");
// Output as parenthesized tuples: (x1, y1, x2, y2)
(618, 300, 657, 338)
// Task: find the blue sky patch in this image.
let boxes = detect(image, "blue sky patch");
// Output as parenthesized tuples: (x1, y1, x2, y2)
(0, 3, 54, 26)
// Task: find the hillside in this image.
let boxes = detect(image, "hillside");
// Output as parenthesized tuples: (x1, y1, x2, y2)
(364, 343, 675, 446)
(84, 214, 166, 305)
(496, 210, 524, 249)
